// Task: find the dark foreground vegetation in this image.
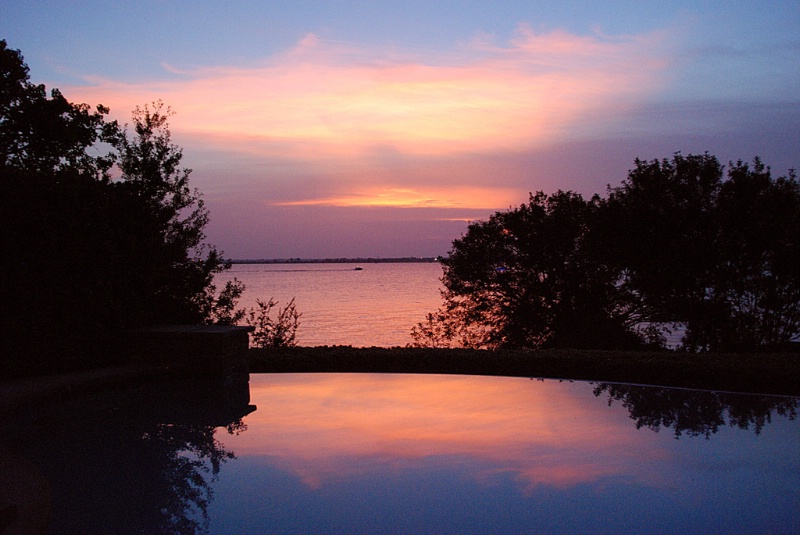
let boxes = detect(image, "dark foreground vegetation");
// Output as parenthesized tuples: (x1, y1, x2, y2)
(413, 155, 800, 353)
(249, 346, 800, 396)
(1, 40, 244, 377)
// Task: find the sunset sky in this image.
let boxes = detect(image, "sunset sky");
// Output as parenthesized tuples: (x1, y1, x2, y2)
(2, 1, 798, 258)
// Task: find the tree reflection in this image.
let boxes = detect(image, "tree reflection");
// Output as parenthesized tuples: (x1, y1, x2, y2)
(0, 377, 254, 534)
(133, 422, 238, 534)
(593, 383, 798, 438)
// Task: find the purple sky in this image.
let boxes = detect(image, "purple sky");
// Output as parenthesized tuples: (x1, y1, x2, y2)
(2, 1, 798, 258)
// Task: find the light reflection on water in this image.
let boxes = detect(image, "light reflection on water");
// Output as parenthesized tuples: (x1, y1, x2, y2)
(206, 374, 799, 534)
(222, 262, 444, 347)
(233, 375, 654, 489)
(1, 374, 797, 534)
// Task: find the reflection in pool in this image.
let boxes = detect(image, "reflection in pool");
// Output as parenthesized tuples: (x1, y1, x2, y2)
(1, 373, 798, 534)
(209, 374, 799, 534)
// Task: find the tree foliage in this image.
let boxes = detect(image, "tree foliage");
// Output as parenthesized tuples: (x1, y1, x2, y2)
(413, 191, 655, 350)
(107, 100, 232, 327)
(0, 41, 239, 374)
(601, 153, 800, 351)
(0, 41, 116, 179)
(415, 154, 800, 352)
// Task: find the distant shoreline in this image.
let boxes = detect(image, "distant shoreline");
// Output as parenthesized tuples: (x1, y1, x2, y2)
(227, 257, 442, 264)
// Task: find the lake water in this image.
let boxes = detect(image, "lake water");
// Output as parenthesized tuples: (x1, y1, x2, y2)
(3, 374, 797, 534)
(222, 262, 444, 347)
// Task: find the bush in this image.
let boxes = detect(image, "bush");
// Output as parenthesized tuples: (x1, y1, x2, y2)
(247, 298, 301, 348)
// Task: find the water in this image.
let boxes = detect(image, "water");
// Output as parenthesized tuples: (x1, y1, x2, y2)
(208, 376, 800, 534)
(222, 262, 444, 347)
(3, 374, 797, 534)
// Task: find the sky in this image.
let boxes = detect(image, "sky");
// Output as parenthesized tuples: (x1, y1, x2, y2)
(2, 1, 799, 259)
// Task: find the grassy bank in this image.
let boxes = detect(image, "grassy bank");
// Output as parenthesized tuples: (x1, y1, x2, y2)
(248, 346, 800, 396)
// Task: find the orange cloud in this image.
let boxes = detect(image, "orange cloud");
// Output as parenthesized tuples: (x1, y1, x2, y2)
(274, 186, 519, 209)
(63, 24, 674, 207)
(67, 24, 672, 152)
(229, 374, 672, 491)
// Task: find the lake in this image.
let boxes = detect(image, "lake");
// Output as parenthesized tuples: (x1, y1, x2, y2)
(3, 373, 797, 533)
(222, 262, 444, 347)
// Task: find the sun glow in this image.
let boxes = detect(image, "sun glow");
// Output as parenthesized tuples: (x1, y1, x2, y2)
(274, 186, 519, 209)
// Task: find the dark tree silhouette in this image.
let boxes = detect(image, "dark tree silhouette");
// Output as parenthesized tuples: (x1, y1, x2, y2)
(412, 191, 655, 350)
(713, 159, 800, 349)
(0, 41, 238, 375)
(600, 153, 800, 351)
(415, 153, 800, 352)
(0, 41, 116, 180)
(108, 101, 235, 327)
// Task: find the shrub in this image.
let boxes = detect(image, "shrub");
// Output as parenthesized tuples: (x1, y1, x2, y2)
(247, 298, 301, 348)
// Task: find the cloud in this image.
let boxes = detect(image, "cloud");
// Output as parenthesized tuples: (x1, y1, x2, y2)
(64, 24, 675, 208)
(274, 186, 520, 209)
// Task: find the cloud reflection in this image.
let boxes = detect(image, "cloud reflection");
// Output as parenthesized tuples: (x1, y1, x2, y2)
(234, 374, 665, 491)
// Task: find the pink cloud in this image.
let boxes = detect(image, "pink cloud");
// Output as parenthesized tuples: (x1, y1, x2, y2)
(64, 24, 675, 209)
(274, 186, 520, 209)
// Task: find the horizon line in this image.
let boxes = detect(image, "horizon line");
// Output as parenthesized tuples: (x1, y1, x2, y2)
(227, 256, 443, 264)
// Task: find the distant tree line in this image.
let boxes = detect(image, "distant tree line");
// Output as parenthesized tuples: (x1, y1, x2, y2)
(230, 257, 439, 264)
(413, 153, 800, 352)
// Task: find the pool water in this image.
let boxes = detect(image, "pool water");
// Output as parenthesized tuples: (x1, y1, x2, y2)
(2, 373, 798, 534)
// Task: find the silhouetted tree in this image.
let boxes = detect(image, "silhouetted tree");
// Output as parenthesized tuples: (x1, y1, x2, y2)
(415, 153, 800, 352)
(0, 41, 116, 180)
(0, 41, 239, 375)
(412, 191, 654, 350)
(713, 159, 800, 350)
(600, 153, 800, 351)
(109, 101, 233, 327)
